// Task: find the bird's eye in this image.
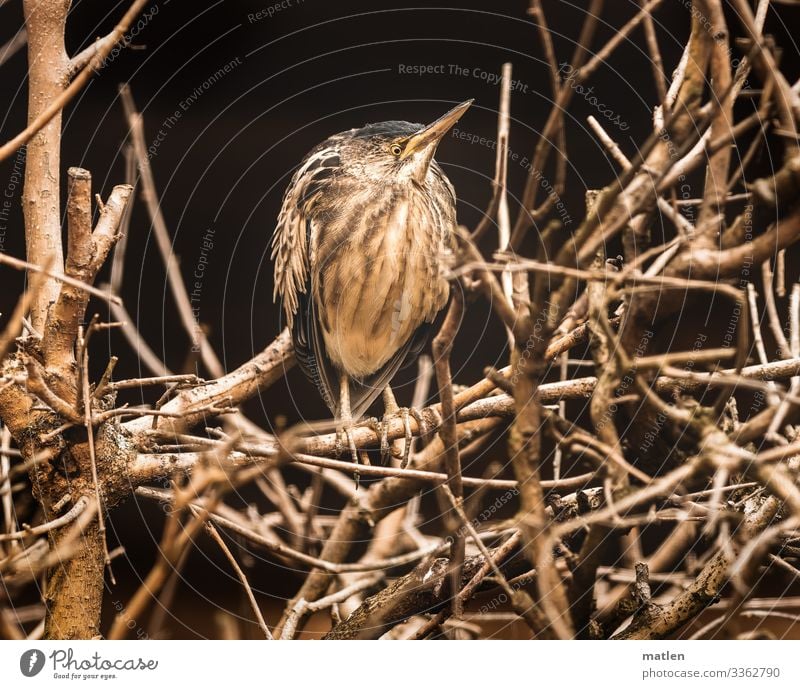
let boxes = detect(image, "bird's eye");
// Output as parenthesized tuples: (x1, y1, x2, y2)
(390, 144, 403, 157)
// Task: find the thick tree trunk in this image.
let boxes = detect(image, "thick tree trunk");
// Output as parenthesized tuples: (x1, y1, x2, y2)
(21, 1, 103, 639)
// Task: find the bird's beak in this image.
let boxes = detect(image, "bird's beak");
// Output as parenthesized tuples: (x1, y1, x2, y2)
(401, 99, 474, 163)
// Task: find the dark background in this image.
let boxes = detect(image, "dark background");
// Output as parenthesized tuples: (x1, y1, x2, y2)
(2, 0, 799, 638)
(0, 0, 698, 414)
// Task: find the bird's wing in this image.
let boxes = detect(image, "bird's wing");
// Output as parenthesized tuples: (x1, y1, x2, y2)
(292, 272, 339, 414)
(273, 142, 346, 413)
(271, 144, 341, 329)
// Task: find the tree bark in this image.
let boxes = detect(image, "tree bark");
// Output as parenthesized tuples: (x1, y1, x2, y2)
(44, 521, 104, 639)
(21, 0, 70, 331)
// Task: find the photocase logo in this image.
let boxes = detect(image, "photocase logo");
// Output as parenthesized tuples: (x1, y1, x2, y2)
(19, 649, 45, 677)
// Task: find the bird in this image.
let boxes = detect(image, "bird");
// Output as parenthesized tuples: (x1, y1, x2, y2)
(272, 99, 472, 464)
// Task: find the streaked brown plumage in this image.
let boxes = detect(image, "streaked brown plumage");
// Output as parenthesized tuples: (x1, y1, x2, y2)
(272, 101, 472, 456)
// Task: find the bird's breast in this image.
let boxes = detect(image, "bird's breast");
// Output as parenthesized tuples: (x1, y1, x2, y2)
(312, 184, 454, 378)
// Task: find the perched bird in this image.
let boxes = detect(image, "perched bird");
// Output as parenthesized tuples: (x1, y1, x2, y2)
(272, 100, 472, 461)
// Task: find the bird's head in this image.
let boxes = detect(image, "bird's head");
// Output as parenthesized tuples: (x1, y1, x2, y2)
(342, 99, 473, 184)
